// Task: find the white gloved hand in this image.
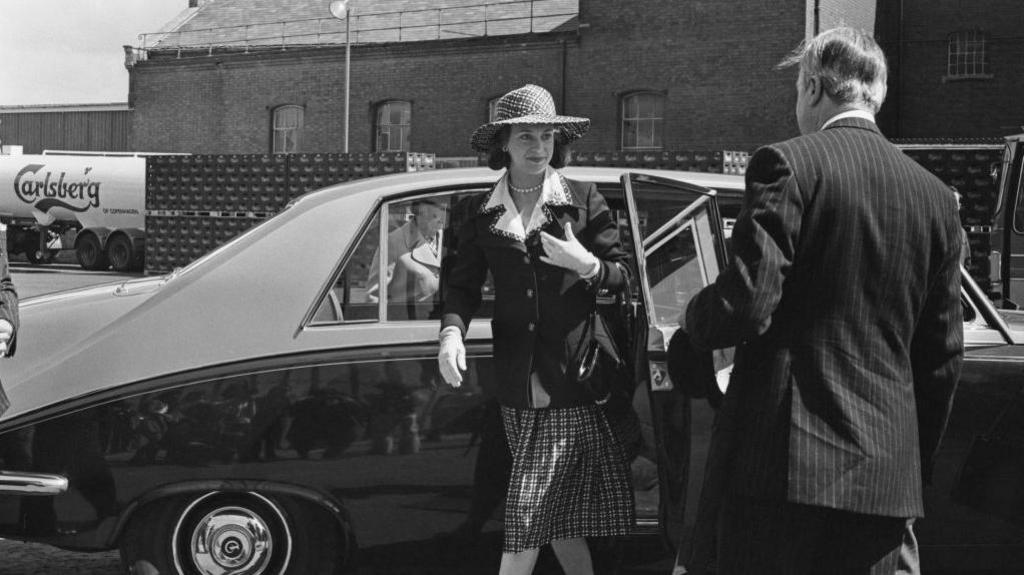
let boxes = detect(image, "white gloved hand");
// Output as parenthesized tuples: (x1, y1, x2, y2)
(438, 327, 466, 387)
(0, 319, 13, 356)
(540, 222, 599, 276)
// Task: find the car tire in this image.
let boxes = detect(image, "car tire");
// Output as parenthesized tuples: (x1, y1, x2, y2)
(76, 233, 109, 271)
(106, 234, 135, 273)
(119, 492, 344, 575)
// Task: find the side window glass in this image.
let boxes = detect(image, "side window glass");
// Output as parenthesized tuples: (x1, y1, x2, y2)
(312, 213, 381, 324)
(645, 213, 718, 325)
(311, 189, 496, 326)
(381, 197, 448, 320)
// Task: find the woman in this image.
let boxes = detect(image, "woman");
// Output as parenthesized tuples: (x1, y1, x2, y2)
(437, 84, 634, 575)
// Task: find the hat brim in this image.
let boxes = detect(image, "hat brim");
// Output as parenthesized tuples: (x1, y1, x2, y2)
(470, 114, 590, 153)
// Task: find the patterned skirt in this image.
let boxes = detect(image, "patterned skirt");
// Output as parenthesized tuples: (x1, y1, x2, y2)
(500, 404, 635, 553)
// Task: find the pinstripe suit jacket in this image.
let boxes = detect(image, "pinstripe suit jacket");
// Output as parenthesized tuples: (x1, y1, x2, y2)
(685, 117, 964, 518)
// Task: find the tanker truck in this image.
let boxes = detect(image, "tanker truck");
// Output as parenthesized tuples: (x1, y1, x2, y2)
(0, 153, 146, 271)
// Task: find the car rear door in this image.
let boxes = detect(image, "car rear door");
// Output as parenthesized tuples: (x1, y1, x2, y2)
(619, 172, 732, 551)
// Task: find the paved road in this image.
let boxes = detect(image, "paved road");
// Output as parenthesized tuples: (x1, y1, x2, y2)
(0, 540, 120, 574)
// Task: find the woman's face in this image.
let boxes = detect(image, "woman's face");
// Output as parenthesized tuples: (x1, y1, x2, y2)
(505, 124, 555, 177)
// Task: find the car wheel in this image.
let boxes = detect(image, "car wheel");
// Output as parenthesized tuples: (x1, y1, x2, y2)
(120, 492, 344, 575)
(76, 233, 109, 271)
(106, 235, 135, 272)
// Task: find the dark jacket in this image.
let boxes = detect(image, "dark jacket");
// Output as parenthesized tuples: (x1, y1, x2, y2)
(442, 175, 628, 409)
(685, 117, 964, 518)
(0, 229, 20, 417)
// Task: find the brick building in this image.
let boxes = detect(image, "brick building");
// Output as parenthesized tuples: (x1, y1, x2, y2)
(123, 0, 1021, 158)
(125, 0, 881, 158)
(876, 0, 1024, 139)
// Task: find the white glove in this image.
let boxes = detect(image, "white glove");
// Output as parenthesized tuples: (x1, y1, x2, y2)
(438, 327, 466, 387)
(0, 319, 13, 356)
(540, 222, 599, 276)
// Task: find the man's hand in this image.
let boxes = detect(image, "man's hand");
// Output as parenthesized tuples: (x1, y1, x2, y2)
(540, 222, 599, 276)
(0, 319, 13, 356)
(438, 328, 466, 387)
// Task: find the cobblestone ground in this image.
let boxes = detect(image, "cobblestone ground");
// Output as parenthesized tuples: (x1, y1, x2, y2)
(0, 539, 120, 574)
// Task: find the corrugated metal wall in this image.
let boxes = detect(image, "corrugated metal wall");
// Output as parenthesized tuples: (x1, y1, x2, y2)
(0, 110, 131, 154)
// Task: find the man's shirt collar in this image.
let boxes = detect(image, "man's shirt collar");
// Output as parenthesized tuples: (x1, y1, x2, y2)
(820, 109, 875, 131)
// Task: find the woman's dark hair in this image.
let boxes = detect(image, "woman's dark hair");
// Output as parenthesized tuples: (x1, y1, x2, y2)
(486, 125, 572, 171)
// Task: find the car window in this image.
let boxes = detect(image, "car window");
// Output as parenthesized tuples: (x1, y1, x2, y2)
(312, 214, 381, 324)
(311, 188, 495, 325)
(621, 173, 726, 329)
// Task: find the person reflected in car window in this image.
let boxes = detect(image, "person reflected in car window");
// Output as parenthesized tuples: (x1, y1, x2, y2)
(366, 198, 446, 304)
(438, 84, 634, 575)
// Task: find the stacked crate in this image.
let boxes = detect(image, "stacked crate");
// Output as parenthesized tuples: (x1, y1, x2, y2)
(898, 140, 1004, 293)
(144, 152, 436, 274)
(569, 150, 749, 174)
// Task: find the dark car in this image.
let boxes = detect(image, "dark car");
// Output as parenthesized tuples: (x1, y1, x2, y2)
(0, 166, 1015, 574)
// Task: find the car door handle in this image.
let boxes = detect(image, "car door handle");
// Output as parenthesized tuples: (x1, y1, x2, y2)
(0, 471, 69, 496)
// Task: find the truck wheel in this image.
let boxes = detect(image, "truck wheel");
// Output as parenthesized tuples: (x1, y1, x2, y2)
(106, 235, 134, 273)
(25, 248, 54, 265)
(76, 233, 109, 271)
(119, 492, 344, 575)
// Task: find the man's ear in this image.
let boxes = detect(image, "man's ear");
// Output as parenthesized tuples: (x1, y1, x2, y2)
(807, 75, 825, 106)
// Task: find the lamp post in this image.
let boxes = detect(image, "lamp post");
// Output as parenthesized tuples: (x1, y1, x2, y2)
(329, 0, 351, 153)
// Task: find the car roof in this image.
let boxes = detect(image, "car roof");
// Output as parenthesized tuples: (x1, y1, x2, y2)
(291, 166, 746, 210)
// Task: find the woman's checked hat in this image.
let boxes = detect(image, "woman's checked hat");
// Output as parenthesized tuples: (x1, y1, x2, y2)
(470, 84, 590, 152)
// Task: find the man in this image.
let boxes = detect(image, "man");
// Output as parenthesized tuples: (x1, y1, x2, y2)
(683, 28, 963, 574)
(0, 223, 18, 415)
(366, 198, 446, 303)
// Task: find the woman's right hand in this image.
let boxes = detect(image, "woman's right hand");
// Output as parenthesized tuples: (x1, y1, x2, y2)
(438, 327, 466, 387)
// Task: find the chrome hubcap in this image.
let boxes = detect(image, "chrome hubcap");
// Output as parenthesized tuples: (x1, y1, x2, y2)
(190, 506, 272, 575)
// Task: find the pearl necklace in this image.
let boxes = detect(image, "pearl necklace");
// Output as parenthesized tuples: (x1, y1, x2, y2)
(508, 180, 543, 194)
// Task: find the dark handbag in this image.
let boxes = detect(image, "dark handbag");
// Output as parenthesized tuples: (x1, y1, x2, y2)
(568, 307, 624, 404)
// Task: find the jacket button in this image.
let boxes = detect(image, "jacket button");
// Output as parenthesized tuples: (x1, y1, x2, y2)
(528, 322, 536, 332)
(526, 289, 534, 298)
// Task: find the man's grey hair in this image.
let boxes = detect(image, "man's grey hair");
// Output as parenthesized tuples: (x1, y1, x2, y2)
(779, 27, 888, 114)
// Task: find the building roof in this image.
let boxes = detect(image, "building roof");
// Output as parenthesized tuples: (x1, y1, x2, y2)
(0, 103, 130, 114)
(140, 0, 578, 52)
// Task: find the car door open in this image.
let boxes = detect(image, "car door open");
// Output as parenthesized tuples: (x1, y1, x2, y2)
(620, 172, 732, 551)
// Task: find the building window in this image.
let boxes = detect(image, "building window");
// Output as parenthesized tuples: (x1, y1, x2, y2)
(272, 105, 303, 154)
(375, 100, 411, 152)
(621, 92, 664, 151)
(947, 30, 990, 79)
